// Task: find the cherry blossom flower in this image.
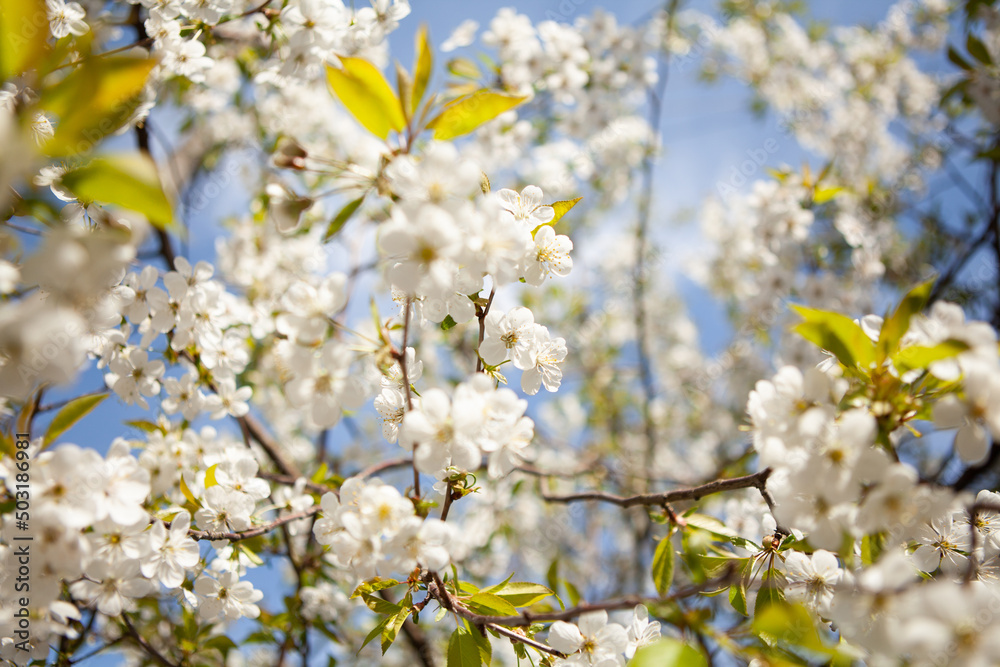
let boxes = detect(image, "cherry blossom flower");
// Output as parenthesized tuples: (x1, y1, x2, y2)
(548, 610, 628, 666)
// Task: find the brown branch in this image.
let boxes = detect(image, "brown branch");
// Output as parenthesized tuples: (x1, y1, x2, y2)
(425, 567, 736, 630)
(258, 471, 334, 496)
(541, 468, 773, 509)
(395, 297, 419, 499)
(354, 456, 414, 480)
(120, 615, 179, 667)
(188, 506, 320, 542)
(238, 413, 302, 478)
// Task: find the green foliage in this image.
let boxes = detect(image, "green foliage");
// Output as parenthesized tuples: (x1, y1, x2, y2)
(877, 278, 934, 361)
(447, 627, 484, 667)
(412, 25, 433, 114)
(324, 195, 365, 241)
(43, 393, 108, 447)
(60, 153, 175, 229)
(326, 57, 406, 140)
(791, 304, 876, 371)
(0, 0, 48, 81)
(652, 534, 676, 597)
(629, 638, 707, 667)
(427, 90, 527, 141)
(479, 581, 554, 608)
(752, 603, 853, 665)
(39, 56, 157, 156)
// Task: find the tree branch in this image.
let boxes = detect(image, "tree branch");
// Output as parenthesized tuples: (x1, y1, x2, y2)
(187, 506, 320, 542)
(541, 468, 773, 508)
(121, 615, 179, 667)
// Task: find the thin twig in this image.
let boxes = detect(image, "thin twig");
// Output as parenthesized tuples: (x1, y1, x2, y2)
(475, 287, 496, 373)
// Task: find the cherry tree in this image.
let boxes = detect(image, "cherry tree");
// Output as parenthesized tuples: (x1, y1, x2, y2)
(1, 0, 1000, 666)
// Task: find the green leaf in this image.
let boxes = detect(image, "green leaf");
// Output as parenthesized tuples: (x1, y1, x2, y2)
(362, 595, 402, 615)
(892, 339, 970, 374)
(860, 532, 886, 567)
(967, 34, 993, 65)
(754, 568, 785, 617)
(752, 603, 852, 666)
(0, 0, 48, 81)
(447, 627, 483, 667)
(39, 56, 157, 157)
(947, 45, 972, 70)
(324, 195, 365, 242)
(791, 305, 875, 371)
(60, 153, 175, 229)
(441, 314, 458, 331)
(360, 615, 392, 653)
(878, 278, 934, 361)
(381, 606, 411, 655)
(351, 576, 400, 599)
(427, 90, 527, 141)
(471, 627, 492, 665)
(651, 535, 675, 597)
(481, 581, 554, 608)
(466, 592, 518, 616)
(697, 554, 748, 577)
(729, 582, 748, 616)
(43, 393, 108, 446)
(125, 419, 161, 433)
(685, 513, 739, 539)
(533, 197, 583, 235)
(412, 24, 432, 113)
(326, 57, 405, 140)
(629, 638, 707, 667)
(447, 57, 481, 79)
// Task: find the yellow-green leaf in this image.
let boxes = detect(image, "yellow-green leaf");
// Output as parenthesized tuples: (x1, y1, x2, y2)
(878, 278, 935, 361)
(43, 393, 108, 447)
(447, 57, 481, 80)
(326, 57, 405, 140)
(412, 24, 432, 114)
(39, 56, 156, 156)
(792, 305, 876, 371)
(351, 577, 401, 599)
(466, 592, 518, 616)
(652, 535, 675, 597)
(324, 195, 365, 242)
(60, 152, 175, 229)
(179, 474, 200, 507)
(427, 90, 527, 141)
(360, 615, 392, 653)
(752, 603, 852, 666)
(0, 0, 48, 81)
(447, 627, 482, 667)
(533, 196, 583, 236)
(204, 463, 219, 488)
(729, 581, 748, 616)
(892, 338, 970, 374)
(480, 581, 554, 608)
(812, 186, 843, 204)
(381, 606, 410, 655)
(630, 639, 707, 667)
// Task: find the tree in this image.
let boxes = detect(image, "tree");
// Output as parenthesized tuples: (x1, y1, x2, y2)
(1, 0, 999, 665)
